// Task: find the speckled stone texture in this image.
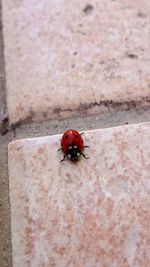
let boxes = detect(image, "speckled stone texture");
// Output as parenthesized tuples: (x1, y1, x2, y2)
(2, 0, 150, 124)
(8, 123, 150, 267)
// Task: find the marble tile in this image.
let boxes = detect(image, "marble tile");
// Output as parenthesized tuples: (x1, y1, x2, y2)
(8, 123, 150, 267)
(2, 0, 150, 124)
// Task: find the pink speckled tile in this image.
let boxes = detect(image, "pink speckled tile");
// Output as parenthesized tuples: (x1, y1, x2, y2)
(2, 0, 150, 124)
(8, 123, 150, 267)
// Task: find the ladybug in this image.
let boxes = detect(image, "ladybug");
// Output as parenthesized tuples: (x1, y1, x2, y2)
(58, 129, 89, 162)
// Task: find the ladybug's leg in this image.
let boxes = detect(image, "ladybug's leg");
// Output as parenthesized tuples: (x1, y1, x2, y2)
(57, 148, 62, 152)
(80, 132, 84, 135)
(60, 153, 67, 162)
(80, 152, 89, 159)
(84, 145, 89, 148)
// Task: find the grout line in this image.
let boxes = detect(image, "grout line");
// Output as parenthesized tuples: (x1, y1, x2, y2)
(10, 107, 150, 140)
(0, 2, 12, 267)
(6, 95, 150, 131)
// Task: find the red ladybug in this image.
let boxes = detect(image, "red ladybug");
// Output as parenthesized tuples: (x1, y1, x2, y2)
(58, 129, 89, 162)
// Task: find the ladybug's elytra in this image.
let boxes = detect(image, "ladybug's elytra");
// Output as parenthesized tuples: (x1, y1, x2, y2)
(58, 129, 89, 162)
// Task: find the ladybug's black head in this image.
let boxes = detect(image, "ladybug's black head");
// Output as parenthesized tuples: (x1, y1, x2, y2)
(67, 143, 80, 161)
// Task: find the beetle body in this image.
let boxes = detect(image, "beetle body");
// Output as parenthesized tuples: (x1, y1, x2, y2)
(59, 129, 88, 162)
